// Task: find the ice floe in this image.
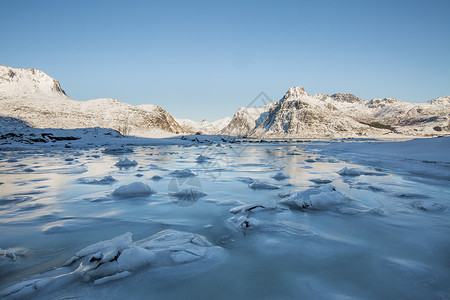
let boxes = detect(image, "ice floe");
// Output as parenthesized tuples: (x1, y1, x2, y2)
(169, 169, 197, 177)
(112, 182, 155, 197)
(271, 172, 290, 181)
(115, 158, 138, 167)
(248, 180, 279, 190)
(281, 184, 349, 210)
(170, 188, 207, 202)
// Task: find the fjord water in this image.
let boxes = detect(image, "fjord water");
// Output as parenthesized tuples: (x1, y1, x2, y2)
(0, 142, 449, 299)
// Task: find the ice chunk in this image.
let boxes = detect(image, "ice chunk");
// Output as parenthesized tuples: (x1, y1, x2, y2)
(196, 155, 211, 162)
(169, 169, 197, 177)
(338, 167, 386, 176)
(117, 246, 155, 270)
(0, 248, 29, 261)
(1, 230, 224, 298)
(112, 182, 155, 197)
(337, 167, 363, 176)
(287, 151, 301, 155)
(170, 188, 207, 201)
(77, 176, 117, 185)
(248, 180, 279, 190)
(309, 178, 332, 184)
(115, 158, 138, 167)
(281, 184, 349, 210)
(151, 175, 163, 180)
(238, 177, 255, 184)
(66, 232, 133, 265)
(271, 172, 290, 181)
(413, 201, 446, 212)
(103, 146, 133, 154)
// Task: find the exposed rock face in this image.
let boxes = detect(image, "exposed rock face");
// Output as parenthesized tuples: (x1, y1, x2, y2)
(0, 65, 183, 137)
(252, 87, 377, 138)
(220, 101, 277, 136)
(331, 93, 363, 104)
(223, 85, 450, 138)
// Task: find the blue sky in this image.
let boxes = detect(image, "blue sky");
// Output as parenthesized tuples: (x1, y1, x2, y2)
(2, 0, 449, 121)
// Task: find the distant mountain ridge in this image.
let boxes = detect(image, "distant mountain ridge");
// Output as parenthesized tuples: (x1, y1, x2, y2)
(175, 117, 232, 135)
(222, 86, 450, 138)
(1, 65, 448, 138)
(0, 65, 183, 137)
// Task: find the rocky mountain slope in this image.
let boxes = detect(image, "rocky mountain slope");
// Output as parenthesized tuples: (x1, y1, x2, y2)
(222, 86, 450, 138)
(0, 65, 183, 137)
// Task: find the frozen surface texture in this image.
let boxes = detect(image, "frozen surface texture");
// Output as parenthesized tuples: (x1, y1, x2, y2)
(1, 231, 224, 298)
(0, 137, 449, 299)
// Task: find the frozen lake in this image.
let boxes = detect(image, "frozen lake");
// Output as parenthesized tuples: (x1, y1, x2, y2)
(1, 140, 449, 299)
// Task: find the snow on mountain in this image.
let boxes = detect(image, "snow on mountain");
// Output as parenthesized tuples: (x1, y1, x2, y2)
(220, 101, 277, 136)
(0, 65, 183, 137)
(0, 66, 68, 100)
(211, 117, 232, 131)
(176, 117, 231, 134)
(223, 86, 450, 138)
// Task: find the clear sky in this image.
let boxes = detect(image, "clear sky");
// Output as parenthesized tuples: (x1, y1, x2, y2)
(2, 0, 449, 121)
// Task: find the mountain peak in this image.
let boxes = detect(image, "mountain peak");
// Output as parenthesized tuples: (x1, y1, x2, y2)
(283, 86, 309, 100)
(331, 93, 362, 103)
(0, 65, 68, 100)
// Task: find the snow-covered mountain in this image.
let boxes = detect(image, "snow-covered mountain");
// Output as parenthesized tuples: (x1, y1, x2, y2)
(222, 86, 450, 138)
(2, 64, 448, 139)
(220, 101, 277, 136)
(176, 117, 231, 134)
(0, 65, 183, 137)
